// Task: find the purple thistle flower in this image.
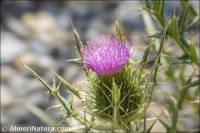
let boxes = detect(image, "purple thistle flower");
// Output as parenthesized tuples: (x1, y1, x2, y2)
(81, 35, 131, 75)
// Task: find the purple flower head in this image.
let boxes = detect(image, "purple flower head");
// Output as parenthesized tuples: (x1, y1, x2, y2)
(81, 35, 131, 75)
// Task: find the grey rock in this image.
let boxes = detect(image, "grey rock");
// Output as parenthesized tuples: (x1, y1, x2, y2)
(1, 85, 15, 107)
(18, 52, 55, 68)
(1, 65, 17, 82)
(1, 32, 27, 63)
(29, 40, 49, 55)
(5, 17, 30, 38)
(117, 1, 144, 31)
(8, 73, 28, 93)
(21, 11, 70, 46)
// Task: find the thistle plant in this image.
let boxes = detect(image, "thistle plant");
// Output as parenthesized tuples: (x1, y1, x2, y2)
(141, 0, 200, 132)
(22, 18, 156, 132)
(21, 1, 199, 132)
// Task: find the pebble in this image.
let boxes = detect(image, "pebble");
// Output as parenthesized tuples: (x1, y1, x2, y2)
(5, 17, 30, 38)
(117, 1, 144, 31)
(21, 11, 71, 45)
(1, 66, 17, 82)
(1, 85, 15, 107)
(18, 52, 55, 68)
(1, 32, 27, 63)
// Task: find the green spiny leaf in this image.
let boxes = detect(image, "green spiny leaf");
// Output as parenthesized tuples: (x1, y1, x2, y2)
(112, 80, 120, 129)
(178, 4, 189, 35)
(159, 0, 165, 19)
(21, 61, 73, 114)
(180, 0, 197, 16)
(158, 23, 168, 54)
(50, 68, 82, 99)
(146, 119, 157, 133)
(153, 1, 160, 13)
(153, 0, 165, 18)
(152, 0, 165, 26)
(177, 36, 190, 56)
(180, 0, 189, 4)
(53, 82, 61, 95)
(145, 0, 150, 8)
(51, 79, 56, 89)
(171, 80, 200, 132)
(55, 92, 72, 113)
(155, 114, 170, 132)
(170, 12, 177, 39)
(189, 40, 199, 65)
(178, 80, 200, 109)
(145, 23, 168, 107)
(115, 19, 122, 43)
(73, 27, 83, 59)
(139, 44, 152, 75)
(147, 109, 165, 133)
(164, 93, 177, 113)
(112, 80, 120, 106)
(145, 0, 153, 9)
(21, 61, 53, 92)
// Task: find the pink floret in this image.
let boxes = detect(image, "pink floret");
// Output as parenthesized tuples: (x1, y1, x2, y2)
(81, 35, 131, 75)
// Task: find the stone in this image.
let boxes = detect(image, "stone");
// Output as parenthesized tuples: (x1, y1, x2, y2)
(1, 32, 27, 63)
(5, 17, 30, 38)
(1, 85, 15, 106)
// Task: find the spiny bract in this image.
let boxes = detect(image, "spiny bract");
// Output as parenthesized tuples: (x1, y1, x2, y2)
(86, 65, 145, 123)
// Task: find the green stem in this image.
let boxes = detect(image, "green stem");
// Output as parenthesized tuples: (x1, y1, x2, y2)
(171, 80, 200, 132)
(113, 105, 118, 130)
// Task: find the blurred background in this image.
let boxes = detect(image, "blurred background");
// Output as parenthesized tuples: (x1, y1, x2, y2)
(1, 1, 199, 132)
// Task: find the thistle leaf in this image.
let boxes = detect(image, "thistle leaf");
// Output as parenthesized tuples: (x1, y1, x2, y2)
(154, 114, 170, 132)
(112, 80, 120, 129)
(189, 40, 199, 65)
(55, 92, 72, 113)
(115, 19, 122, 43)
(139, 44, 152, 75)
(51, 79, 56, 89)
(21, 61, 73, 114)
(50, 68, 82, 99)
(178, 4, 189, 35)
(177, 36, 190, 56)
(180, 0, 197, 16)
(21, 61, 53, 92)
(53, 82, 61, 95)
(144, 23, 169, 106)
(163, 93, 176, 113)
(71, 22, 83, 59)
(145, 0, 153, 9)
(112, 80, 120, 106)
(147, 113, 163, 133)
(170, 12, 177, 39)
(152, 0, 165, 26)
(178, 80, 200, 109)
(153, 0, 165, 17)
